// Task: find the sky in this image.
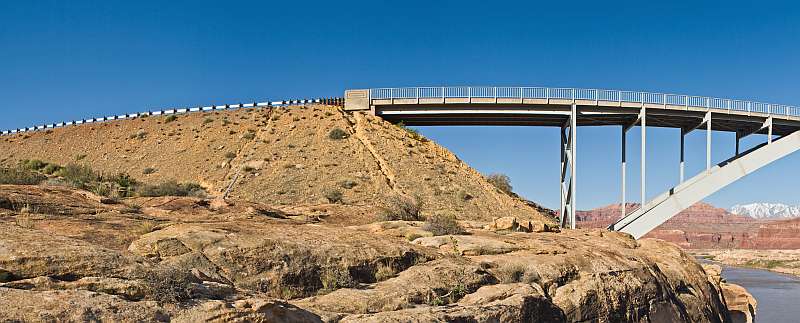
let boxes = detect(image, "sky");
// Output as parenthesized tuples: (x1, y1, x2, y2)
(1, 0, 799, 210)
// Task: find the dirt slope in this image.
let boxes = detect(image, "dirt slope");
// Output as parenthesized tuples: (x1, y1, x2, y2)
(0, 106, 550, 224)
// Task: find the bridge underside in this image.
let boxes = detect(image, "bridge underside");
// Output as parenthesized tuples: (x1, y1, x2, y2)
(346, 88, 800, 238)
(376, 104, 800, 136)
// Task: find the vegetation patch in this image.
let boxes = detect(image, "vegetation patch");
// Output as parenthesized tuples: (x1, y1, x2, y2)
(325, 190, 344, 204)
(486, 173, 513, 194)
(423, 214, 465, 236)
(379, 195, 422, 221)
(137, 180, 206, 198)
(328, 128, 349, 140)
(0, 168, 46, 185)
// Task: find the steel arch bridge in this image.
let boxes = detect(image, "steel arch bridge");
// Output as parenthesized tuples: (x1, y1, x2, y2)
(344, 86, 800, 239)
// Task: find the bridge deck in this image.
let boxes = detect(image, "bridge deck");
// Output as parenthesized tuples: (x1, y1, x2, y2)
(372, 101, 800, 136)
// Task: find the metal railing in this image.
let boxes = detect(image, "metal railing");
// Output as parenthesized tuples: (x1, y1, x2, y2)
(0, 98, 344, 136)
(368, 86, 798, 117)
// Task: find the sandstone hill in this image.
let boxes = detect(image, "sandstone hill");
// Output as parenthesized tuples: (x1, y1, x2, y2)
(0, 105, 755, 322)
(0, 105, 549, 225)
(577, 203, 771, 249)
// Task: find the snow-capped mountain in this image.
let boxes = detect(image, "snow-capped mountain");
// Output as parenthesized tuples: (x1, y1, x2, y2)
(729, 203, 800, 220)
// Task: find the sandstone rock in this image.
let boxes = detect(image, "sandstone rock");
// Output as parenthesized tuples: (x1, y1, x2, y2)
(721, 282, 757, 323)
(0, 288, 169, 322)
(412, 234, 521, 256)
(174, 298, 323, 323)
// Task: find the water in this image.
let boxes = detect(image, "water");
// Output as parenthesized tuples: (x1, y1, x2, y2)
(720, 265, 800, 323)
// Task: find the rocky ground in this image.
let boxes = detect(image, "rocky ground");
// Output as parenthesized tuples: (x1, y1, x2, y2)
(0, 184, 754, 322)
(694, 249, 800, 278)
(0, 105, 758, 322)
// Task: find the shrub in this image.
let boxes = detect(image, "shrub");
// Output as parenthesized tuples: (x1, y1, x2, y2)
(18, 159, 47, 171)
(42, 164, 63, 175)
(375, 263, 396, 282)
(380, 195, 422, 221)
(137, 180, 206, 197)
(0, 168, 46, 185)
(57, 164, 99, 187)
(203, 117, 214, 124)
(423, 214, 465, 236)
(142, 167, 157, 175)
(145, 266, 198, 303)
(320, 266, 353, 291)
(325, 190, 343, 204)
(224, 152, 237, 159)
(164, 115, 177, 123)
(495, 263, 540, 283)
(486, 173, 513, 194)
(242, 132, 256, 140)
(75, 154, 87, 161)
(130, 130, 147, 140)
(328, 128, 349, 140)
(396, 122, 427, 142)
(339, 179, 357, 189)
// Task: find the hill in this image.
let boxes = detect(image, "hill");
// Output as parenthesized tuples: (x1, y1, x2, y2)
(0, 105, 549, 225)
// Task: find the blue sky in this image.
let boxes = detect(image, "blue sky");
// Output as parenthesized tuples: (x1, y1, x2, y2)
(2, 1, 799, 210)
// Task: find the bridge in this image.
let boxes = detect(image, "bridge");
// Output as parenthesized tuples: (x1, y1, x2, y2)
(344, 87, 800, 239)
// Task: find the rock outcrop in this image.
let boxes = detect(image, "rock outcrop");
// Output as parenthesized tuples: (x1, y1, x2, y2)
(0, 184, 747, 322)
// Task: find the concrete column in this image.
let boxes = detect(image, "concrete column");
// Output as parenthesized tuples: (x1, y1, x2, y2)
(560, 125, 567, 228)
(570, 103, 577, 229)
(706, 112, 712, 171)
(621, 126, 627, 218)
(641, 107, 646, 205)
(680, 128, 686, 183)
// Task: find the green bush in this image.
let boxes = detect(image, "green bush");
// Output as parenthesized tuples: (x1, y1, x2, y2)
(422, 214, 465, 236)
(42, 164, 63, 175)
(137, 180, 206, 197)
(57, 164, 99, 187)
(328, 128, 349, 140)
(0, 168, 46, 185)
(18, 159, 47, 171)
(164, 115, 177, 123)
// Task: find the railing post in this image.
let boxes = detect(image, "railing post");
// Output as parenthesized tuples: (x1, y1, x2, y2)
(468, 87, 471, 102)
(493, 87, 497, 103)
(663, 93, 667, 108)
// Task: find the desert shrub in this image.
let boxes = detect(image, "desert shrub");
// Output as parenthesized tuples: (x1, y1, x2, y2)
(203, 117, 214, 124)
(0, 168, 46, 185)
(137, 180, 206, 197)
(325, 190, 343, 204)
(164, 115, 177, 123)
(130, 130, 147, 140)
(380, 195, 422, 221)
(15, 211, 35, 229)
(224, 152, 237, 159)
(405, 232, 423, 241)
(145, 266, 199, 303)
(374, 263, 396, 282)
(486, 173, 513, 194)
(396, 122, 428, 142)
(423, 214, 465, 236)
(243, 132, 256, 140)
(57, 164, 99, 187)
(18, 159, 47, 171)
(42, 164, 63, 175)
(242, 166, 255, 173)
(339, 179, 357, 189)
(142, 167, 157, 175)
(328, 128, 349, 140)
(495, 263, 540, 283)
(320, 266, 354, 291)
(75, 154, 87, 161)
(107, 173, 138, 197)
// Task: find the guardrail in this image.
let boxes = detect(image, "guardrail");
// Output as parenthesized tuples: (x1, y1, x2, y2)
(0, 97, 343, 136)
(368, 87, 800, 117)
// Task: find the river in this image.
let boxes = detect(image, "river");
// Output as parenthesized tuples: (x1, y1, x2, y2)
(720, 265, 800, 323)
